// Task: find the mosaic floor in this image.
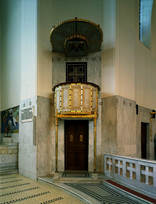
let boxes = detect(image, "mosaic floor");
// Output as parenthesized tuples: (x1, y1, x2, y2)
(0, 174, 83, 204)
(65, 183, 151, 204)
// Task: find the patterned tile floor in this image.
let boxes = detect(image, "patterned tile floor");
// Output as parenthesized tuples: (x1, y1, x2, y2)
(0, 174, 84, 204)
(39, 176, 154, 204)
(65, 183, 150, 204)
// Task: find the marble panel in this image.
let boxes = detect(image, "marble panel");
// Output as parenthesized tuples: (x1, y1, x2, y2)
(101, 95, 137, 171)
(116, 96, 136, 157)
(88, 121, 94, 172)
(36, 96, 54, 176)
(19, 114, 37, 179)
(58, 120, 64, 172)
(101, 96, 118, 155)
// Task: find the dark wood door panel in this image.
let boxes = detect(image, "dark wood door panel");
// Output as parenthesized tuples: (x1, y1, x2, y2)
(65, 120, 88, 171)
(141, 122, 148, 159)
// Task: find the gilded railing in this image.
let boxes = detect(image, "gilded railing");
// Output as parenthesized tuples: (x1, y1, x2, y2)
(53, 82, 99, 117)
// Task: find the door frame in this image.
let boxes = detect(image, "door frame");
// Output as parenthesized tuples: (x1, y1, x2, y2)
(141, 122, 149, 159)
(64, 120, 89, 171)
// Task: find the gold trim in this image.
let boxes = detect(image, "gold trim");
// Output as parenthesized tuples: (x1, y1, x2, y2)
(56, 114, 97, 119)
(58, 111, 92, 115)
(64, 34, 88, 50)
(94, 118, 97, 172)
(55, 118, 58, 172)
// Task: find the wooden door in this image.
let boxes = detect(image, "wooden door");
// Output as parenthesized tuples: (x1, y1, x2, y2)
(141, 122, 148, 159)
(65, 120, 88, 171)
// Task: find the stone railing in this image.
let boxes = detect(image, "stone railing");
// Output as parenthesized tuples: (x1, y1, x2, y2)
(104, 154, 156, 196)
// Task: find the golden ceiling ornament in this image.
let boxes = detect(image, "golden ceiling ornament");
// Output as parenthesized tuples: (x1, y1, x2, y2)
(50, 17, 103, 57)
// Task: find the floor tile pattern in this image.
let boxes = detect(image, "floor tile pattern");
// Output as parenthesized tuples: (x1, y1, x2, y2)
(65, 183, 147, 204)
(0, 179, 23, 184)
(0, 182, 30, 190)
(0, 174, 83, 204)
(0, 187, 40, 197)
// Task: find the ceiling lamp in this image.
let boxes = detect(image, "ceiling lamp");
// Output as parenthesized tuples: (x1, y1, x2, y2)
(50, 17, 103, 57)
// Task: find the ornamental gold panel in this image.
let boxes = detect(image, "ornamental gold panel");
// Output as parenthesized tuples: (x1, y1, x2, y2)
(54, 83, 99, 117)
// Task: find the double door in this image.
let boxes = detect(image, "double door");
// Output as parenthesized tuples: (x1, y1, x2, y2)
(65, 120, 88, 171)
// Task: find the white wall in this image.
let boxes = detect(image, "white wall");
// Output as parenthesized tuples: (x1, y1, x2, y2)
(0, 0, 37, 109)
(19, 0, 37, 180)
(20, 0, 37, 101)
(0, 0, 21, 110)
(101, 0, 116, 96)
(102, 0, 116, 50)
(0, 0, 37, 178)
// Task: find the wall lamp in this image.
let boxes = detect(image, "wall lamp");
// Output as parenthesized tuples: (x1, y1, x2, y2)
(150, 110, 156, 119)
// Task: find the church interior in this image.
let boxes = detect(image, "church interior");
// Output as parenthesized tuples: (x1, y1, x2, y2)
(0, 0, 156, 203)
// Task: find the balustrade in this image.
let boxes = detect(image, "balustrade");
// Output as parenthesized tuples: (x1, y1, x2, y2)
(104, 154, 156, 196)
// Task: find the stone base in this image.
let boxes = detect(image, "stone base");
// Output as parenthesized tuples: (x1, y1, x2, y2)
(52, 172, 62, 180)
(2, 137, 13, 144)
(91, 173, 98, 179)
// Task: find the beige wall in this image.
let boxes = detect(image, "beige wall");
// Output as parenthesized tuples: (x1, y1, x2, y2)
(113, 0, 156, 109)
(151, 0, 156, 58)
(135, 0, 156, 109)
(101, 49, 115, 96)
(37, 0, 116, 98)
(115, 0, 136, 100)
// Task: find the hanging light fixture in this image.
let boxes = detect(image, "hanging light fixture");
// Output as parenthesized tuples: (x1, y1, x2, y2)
(50, 17, 103, 57)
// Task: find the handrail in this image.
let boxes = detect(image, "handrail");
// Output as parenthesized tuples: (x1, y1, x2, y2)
(52, 81, 100, 91)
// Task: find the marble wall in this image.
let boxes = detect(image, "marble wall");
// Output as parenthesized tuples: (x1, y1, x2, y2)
(36, 96, 55, 177)
(116, 96, 136, 156)
(52, 52, 101, 88)
(101, 95, 136, 171)
(101, 95, 156, 172)
(19, 119, 37, 179)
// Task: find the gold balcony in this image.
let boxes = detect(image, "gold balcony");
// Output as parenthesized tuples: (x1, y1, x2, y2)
(53, 82, 99, 119)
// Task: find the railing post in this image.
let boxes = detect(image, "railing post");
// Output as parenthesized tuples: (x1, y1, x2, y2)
(154, 166, 156, 187)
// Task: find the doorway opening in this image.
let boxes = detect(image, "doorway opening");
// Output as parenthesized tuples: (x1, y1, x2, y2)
(141, 122, 149, 159)
(65, 120, 88, 171)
